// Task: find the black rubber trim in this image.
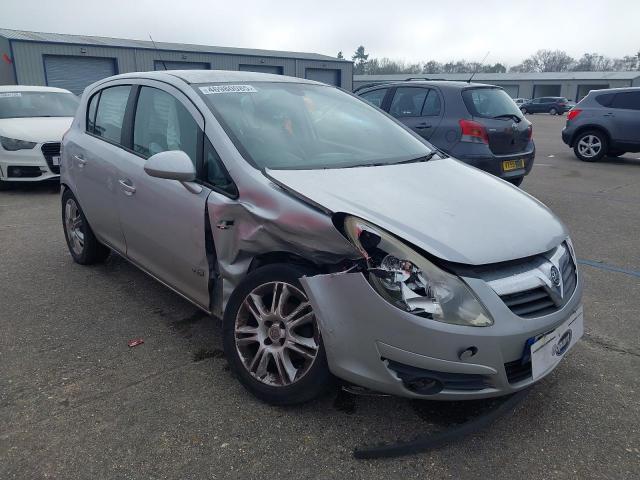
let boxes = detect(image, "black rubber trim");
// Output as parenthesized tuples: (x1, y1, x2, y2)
(353, 387, 531, 459)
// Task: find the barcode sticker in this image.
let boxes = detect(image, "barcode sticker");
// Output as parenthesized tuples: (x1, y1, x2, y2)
(0, 92, 21, 98)
(199, 85, 257, 95)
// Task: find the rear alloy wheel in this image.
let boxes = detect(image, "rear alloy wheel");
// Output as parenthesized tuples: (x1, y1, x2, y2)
(223, 264, 333, 405)
(62, 189, 110, 264)
(549, 107, 558, 115)
(574, 131, 607, 162)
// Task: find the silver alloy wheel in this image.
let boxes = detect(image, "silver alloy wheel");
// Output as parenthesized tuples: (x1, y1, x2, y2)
(64, 198, 85, 256)
(234, 281, 319, 387)
(577, 134, 602, 158)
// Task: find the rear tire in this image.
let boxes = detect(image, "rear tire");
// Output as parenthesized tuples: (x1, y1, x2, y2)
(61, 189, 110, 265)
(573, 130, 607, 162)
(223, 264, 333, 405)
(549, 107, 558, 115)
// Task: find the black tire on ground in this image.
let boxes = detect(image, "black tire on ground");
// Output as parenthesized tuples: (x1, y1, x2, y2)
(520, 107, 528, 114)
(573, 130, 608, 162)
(223, 264, 334, 405)
(607, 150, 625, 158)
(61, 189, 110, 264)
(549, 107, 558, 115)
(507, 177, 524, 187)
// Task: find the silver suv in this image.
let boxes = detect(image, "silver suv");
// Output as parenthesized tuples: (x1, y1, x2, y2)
(562, 87, 640, 161)
(61, 70, 583, 405)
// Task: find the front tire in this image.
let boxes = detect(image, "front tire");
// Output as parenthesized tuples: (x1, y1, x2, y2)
(574, 130, 607, 162)
(223, 264, 333, 405)
(520, 107, 528, 114)
(61, 189, 110, 264)
(549, 107, 558, 115)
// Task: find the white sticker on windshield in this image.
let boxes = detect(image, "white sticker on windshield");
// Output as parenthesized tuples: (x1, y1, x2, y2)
(199, 85, 257, 95)
(0, 92, 21, 98)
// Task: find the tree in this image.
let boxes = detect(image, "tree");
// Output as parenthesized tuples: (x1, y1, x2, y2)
(422, 60, 443, 74)
(510, 49, 575, 72)
(352, 46, 369, 75)
(484, 62, 507, 73)
(572, 53, 614, 71)
(336, 51, 344, 59)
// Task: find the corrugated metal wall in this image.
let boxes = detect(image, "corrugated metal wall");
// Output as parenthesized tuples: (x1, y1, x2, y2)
(0, 36, 16, 85)
(7, 40, 352, 91)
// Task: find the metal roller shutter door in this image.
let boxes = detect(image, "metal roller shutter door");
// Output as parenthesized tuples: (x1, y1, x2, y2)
(44, 55, 117, 95)
(305, 68, 341, 86)
(154, 61, 209, 70)
(238, 64, 283, 75)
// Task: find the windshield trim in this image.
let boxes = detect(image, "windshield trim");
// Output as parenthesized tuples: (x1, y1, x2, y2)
(194, 81, 435, 171)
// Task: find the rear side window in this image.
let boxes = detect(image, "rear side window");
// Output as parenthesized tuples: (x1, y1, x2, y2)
(610, 91, 640, 110)
(360, 88, 388, 108)
(93, 86, 131, 144)
(390, 87, 428, 117)
(462, 88, 522, 118)
(133, 87, 199, 166)
(595, 93, 615, 107)
(421, 90, 441, 116)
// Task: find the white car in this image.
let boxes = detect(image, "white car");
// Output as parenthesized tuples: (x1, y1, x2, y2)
(513, 98, 529, 107)
(0, 86, 78, 189)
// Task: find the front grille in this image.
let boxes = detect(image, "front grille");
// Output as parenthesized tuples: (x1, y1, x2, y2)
(505, 359, 532, 384)
(41, 142, 61, 175)
(499, 245, 578, 319)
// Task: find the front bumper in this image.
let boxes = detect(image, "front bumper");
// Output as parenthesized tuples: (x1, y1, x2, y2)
(453, 146, 535, 182)
(301, 268, 583, 400)
(0, 144, 59, 183)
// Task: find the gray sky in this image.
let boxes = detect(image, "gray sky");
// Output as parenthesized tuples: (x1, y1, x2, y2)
(2, 0, 639, 66)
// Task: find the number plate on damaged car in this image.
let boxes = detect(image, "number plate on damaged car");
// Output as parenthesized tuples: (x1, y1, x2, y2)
(502, 159, 525, 171)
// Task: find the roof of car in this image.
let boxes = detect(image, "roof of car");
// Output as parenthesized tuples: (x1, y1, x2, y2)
(103, 70, 324, 86)
(357, 80, 494, 92)
(0, 85, 72, 93)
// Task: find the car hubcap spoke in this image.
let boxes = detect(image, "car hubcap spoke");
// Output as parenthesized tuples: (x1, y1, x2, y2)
(234, 280, 319, 387)
(64, 199, 84, 255)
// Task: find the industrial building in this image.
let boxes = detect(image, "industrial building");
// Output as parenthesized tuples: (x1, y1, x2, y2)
(0, 28, 352, 94)
(354, 72, 640, 101)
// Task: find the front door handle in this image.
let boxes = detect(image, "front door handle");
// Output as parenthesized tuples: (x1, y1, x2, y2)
(118, 179, 136, 196)
(74, 154, 87, 167)
(416, 123, 432, 129)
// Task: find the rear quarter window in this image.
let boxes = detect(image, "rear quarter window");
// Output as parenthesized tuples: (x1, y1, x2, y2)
(595, 93, 615, 107)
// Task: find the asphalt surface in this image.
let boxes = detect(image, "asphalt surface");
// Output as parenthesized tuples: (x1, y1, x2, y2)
(1, 114, 639, 479)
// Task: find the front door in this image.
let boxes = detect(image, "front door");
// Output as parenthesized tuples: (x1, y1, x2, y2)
(116, 83, 212, 309)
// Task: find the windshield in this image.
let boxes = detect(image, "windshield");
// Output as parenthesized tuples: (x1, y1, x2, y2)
(0, 91, 79, 119)
(195, 82, 432, 170)
(462, 88, 522, 119)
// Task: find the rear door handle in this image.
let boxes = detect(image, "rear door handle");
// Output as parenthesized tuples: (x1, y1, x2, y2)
(416, 123, 432, 129)
(74, 154, 87, 167)
(603, 112, 615, 117)
(118, 179, 136, 195)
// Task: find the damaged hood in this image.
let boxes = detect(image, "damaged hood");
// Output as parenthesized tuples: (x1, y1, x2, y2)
(266, 158, 568, 265)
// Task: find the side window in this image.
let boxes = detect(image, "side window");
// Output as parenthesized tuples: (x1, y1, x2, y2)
(421, 90, 442, 116)
(595, 93, 614, 107)
(86, 92, 99, 133)
(390, 88, 428, 117)
(610, 92, 640, 110)
(93, 86, 131, 144)
(204, 137, 237, 196)
(360, 88, 388, 108)
(133, 87, 199, 166)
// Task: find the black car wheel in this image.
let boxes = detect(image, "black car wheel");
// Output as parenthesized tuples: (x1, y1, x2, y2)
(549, 107, 558, 115)
(520, 107, 528, 114)
(573, 130, 608, 162)
(223, 264, 334, 405)
(61, 189, 110, 264)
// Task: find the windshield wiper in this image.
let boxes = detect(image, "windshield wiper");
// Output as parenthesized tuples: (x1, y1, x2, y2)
(393, 149, 444, 165)
(493, 114, 521, 122)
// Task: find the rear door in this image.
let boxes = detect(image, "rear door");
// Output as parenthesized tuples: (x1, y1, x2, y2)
(115, 82, 212, 309)
(388, 87, 442, 140)
(608, 91, 640, 144)
(462, 87, 532, 155)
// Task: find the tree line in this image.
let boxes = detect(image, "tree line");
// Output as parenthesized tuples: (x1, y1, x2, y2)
(340, 47, 640, 75)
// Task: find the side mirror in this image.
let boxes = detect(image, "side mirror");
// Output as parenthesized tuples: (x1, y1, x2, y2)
(144, 150, 196, 182)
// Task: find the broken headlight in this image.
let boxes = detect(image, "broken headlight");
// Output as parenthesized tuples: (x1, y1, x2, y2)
(343, 216, 493, 327)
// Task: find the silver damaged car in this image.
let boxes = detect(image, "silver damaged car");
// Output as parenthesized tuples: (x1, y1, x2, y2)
(60, 71, 584, 405)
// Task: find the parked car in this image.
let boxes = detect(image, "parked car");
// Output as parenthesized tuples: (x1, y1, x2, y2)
(61, 70, 583, 405)
(520, 97, 574, 115)
(513, 98, 529, 107)
(357, 81, 534, 186)
(0, 86, 78, 190)
(562, 87, 640, 161)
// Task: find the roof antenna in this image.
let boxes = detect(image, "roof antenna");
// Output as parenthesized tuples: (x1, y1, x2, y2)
(148, 34, 167, 70)
(468, 51, 490, 83)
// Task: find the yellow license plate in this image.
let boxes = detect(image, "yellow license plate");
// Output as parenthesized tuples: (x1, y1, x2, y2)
(502, 159, 525, 171)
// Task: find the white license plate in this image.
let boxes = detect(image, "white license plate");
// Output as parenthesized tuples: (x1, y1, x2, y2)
(52, 156, 60, 166)
(531, 305, 583, 380)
